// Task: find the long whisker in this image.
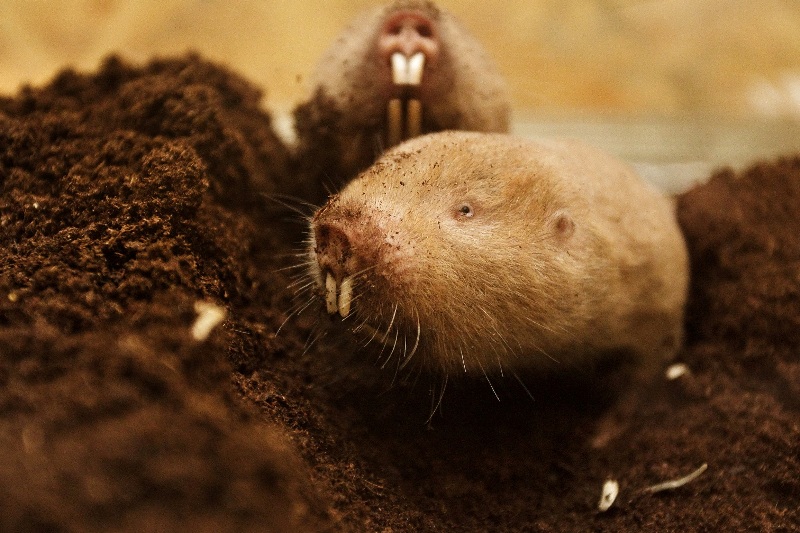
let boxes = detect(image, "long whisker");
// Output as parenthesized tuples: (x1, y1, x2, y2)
(532, 342, 560, 364)
(476, 357, 500, 401)
(381, 304, 399, 344)
(475, 305, 512, 372)
(361, 320, 382, 347)
(301, 328, 326, 357)
(276, 295, 318, 336)
(522, 314, 561, 336)
(274, 261, 315, 274)
(426, 374, 448, 425)
(274, 249, 317, 261)
(390, 333, 406, 386)
(399, 310, 421, 371)
(349, 264, 378, 278)
(380, 327, 401, 369)
(286, 277, 316, 294)
(512, 372, 536, 402)
(262, 192, 320, 218)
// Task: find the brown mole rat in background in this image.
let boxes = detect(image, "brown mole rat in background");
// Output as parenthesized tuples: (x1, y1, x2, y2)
(290, 0, 510, 205)
(305, 131, 689, 381)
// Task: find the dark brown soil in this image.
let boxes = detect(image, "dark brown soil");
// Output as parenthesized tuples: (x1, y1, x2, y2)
(1, 54, 798, 532)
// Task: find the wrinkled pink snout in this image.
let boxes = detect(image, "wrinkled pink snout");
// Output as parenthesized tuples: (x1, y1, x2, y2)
(313, 221, 358, 318)
(379, 10, 439, 59)
(314, 211, 385, 319)
(313, 222, 354, 283)
(378, 10, 439, 85)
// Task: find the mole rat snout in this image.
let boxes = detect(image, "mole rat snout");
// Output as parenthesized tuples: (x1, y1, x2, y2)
(313, 222, 353, 281)
(378, 10, 440, 78)
(313, 221, 356, 319)
(378, 9, 441, 147)
(296, 3, 511, 203)
(312, 209, 387, 320)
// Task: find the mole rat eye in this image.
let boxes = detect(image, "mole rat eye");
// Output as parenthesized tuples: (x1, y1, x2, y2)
(458, 204, 474, 218)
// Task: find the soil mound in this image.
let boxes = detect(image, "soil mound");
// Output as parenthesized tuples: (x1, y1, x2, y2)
(1, 54, 798, 531)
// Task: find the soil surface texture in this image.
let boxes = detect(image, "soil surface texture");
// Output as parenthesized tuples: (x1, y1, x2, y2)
(1, 54, 798, 532)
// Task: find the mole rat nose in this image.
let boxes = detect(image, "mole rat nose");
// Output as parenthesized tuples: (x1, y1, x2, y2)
(313, 222, 353, 281)
(378, 10, 440, 63)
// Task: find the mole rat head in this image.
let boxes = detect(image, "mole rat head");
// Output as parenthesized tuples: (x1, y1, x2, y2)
(305, 0, 509, 187)
(308, 131, 575, 373)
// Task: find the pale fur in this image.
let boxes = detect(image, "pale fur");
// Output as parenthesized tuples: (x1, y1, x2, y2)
(309, 131, 688, 375)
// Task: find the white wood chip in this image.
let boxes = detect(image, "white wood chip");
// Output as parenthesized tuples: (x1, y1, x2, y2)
(192, 301, 226, 341)
(598, 479, 619, 512)
(665, 363, 690, 380)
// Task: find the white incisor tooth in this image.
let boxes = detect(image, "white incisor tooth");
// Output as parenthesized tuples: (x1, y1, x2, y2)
(325, 272, 338, 315)
(387, 98, 403, 147)
(338, 276, 353, 318)
(407, 52, 425, 86)
(406, 99, 422, 138)
(391, 52, 409, 85)
(391, 52, 426, 87)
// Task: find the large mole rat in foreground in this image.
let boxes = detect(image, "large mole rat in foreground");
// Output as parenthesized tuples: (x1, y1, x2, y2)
(292, 1, 510, 204)
(306, 131, 689, 378)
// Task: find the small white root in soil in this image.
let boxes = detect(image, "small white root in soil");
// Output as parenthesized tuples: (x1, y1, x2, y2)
(598, 479, 619, 512)
(644, 463, 708, 494)
(192, 301, 227, 341)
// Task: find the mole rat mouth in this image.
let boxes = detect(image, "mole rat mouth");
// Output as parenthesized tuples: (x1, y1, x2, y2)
(312, 218, 371, 320)
(385, 52, 425, 148)
(381, 9, 439, 147)
(322, 271, 354, 319)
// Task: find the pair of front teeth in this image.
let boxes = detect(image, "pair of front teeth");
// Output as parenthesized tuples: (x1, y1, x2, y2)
(391, 51, 425, 86)
(325, 272, 353, 318)
(387, 52, 425, 147)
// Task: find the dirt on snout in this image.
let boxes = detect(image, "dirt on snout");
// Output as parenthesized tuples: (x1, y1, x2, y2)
(1, 54, 798, 532)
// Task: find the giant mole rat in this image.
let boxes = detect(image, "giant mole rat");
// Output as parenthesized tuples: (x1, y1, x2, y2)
(292, 0, 510, 204)
(307, 131, 689, 376)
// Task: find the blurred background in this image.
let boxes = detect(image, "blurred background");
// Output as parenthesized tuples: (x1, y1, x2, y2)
(2, 0, 800, 183)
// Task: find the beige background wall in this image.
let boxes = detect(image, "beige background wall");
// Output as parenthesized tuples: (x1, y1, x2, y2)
(2, 0, 800, 119)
